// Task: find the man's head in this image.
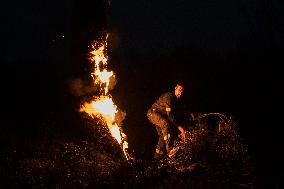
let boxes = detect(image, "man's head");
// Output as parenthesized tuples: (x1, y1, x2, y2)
(174, 83, 184, 99)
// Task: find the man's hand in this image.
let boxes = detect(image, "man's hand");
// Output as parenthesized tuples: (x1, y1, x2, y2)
(178, 126, 186, 142)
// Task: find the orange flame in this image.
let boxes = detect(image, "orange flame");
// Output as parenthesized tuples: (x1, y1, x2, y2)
(90, 44, 114, 95)
(80, 40, 128, 159)
(82, 96, 122, 144)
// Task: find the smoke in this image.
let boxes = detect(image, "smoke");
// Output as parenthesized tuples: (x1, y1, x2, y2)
(107, 74, 117, 91)
(115, 107, 126, 128)
(68, 75, 117, 96)
(68, 78, 97, 96)
(106, 30, 121, 50)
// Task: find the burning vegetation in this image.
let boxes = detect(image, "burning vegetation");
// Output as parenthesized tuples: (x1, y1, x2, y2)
(79, 38, 129, 159)
(2, 37, 256, 189)
(13, 111, 255, 188)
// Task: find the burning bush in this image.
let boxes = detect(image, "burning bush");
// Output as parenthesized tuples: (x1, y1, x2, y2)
(17, 117, 129, 188)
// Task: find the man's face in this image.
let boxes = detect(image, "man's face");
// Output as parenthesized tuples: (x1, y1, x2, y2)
(174, 84, 184, 98)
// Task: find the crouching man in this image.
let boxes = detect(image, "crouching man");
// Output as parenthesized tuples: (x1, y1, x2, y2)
(147, 82, 186, 159)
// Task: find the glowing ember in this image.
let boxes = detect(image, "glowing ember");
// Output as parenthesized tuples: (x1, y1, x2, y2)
(80, 39, 128, 159)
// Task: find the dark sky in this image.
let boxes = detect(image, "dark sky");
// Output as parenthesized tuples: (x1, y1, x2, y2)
(109, 0, 283, 53)
(1, 0, 283, 61)
(0, 1, 73, 62)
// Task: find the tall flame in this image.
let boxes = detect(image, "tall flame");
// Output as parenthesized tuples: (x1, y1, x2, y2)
(80, 39, 128, 159)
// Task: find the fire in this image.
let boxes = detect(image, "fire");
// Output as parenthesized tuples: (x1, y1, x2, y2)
(111, 124, 122, 144)
(84, 96, 117, 122)
(90, 44, 113, 95)
(80, 39, 129, 159)
(82, 96, 122, 144)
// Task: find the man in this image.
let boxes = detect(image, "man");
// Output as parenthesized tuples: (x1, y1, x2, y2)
(147, 82, 186, 159)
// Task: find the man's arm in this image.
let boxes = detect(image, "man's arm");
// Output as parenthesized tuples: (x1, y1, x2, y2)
(168, 115, 186, 142)
(166, 108, 185, 141)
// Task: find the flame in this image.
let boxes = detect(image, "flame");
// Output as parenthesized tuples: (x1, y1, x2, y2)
(111, 124, 122, 144)
(80, 39, 129, 159)
(82, 96, 122, 144)
(90, 44, 114, 95)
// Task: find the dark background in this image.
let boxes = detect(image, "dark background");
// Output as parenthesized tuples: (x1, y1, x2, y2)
(1, 0, 283, 186)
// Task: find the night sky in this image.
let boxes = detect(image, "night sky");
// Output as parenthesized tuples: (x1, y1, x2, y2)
(109, 0, 283, 51)
(1, 0, 284, 186)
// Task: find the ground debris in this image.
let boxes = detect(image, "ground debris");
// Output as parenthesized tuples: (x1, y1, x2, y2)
(8, 113, 257, 188)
